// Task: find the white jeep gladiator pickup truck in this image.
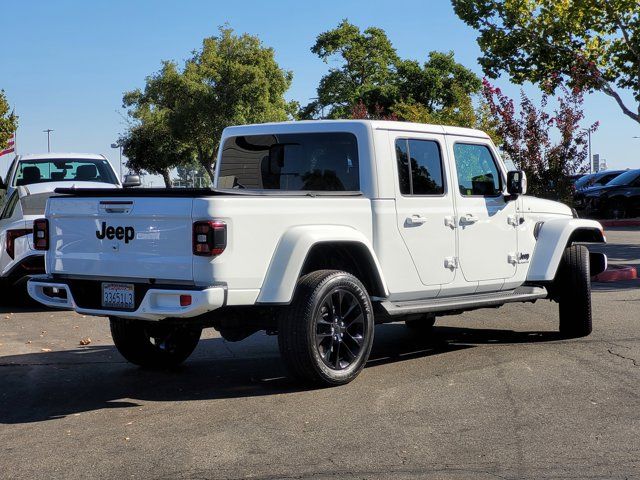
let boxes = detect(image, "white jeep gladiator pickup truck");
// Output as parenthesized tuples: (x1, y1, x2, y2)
(28, 120, 607, 385)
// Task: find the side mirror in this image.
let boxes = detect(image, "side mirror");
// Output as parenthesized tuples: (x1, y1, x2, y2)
(507, 170, 527, 196)
(122, 174, 142, 188)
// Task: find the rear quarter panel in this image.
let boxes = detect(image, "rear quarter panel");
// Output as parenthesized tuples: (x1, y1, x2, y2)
(192, 196, 373, 305)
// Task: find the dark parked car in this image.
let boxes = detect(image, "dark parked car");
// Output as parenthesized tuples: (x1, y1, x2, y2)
(574, 173, 597, 191)
(573, 170, 625, 208)
(582, 169, 640, 218)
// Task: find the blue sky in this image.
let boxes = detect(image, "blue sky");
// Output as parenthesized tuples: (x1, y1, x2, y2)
(1, 0, 639, 182)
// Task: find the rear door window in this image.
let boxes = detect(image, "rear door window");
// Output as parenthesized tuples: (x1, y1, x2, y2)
(395, 139, 445, 196)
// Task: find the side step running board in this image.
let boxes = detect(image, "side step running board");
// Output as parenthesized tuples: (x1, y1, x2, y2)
(380, 286, 548, 316)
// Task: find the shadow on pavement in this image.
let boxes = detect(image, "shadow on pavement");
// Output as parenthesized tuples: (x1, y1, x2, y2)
(0, 323, 563, 425)
(592, 279, 640, 292)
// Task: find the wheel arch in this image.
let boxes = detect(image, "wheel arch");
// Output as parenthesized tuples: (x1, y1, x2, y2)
(527, 218, 605, 282)
(256, 225, 388, 304)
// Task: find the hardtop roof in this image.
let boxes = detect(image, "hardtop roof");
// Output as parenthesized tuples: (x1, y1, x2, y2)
(222, 120, 491, 140)
(16, 153, 108, 161)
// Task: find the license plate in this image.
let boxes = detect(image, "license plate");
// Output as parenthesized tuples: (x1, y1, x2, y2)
(102, 283, 135, 309)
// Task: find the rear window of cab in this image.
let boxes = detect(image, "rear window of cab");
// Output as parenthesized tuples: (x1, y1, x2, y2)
(218, 132, 359, 191)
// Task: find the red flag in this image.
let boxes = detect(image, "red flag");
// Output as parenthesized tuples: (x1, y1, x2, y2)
(0, 133, 15, 156)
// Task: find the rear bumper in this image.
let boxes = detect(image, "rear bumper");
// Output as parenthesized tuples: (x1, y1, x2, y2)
(27, 276, 226, 321)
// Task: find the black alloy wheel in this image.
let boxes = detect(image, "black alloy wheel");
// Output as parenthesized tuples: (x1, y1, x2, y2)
(315, 288, 366, 370)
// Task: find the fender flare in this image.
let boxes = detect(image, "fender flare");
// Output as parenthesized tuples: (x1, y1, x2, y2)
(256, 225, 388, 304)
(527, 218, 605, 282)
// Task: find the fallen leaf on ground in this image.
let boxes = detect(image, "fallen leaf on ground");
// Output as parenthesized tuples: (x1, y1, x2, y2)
(25, 340, 32, 344)
(79, 337, 91, 346)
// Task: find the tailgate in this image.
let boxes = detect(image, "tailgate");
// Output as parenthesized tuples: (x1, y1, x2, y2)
(47, 196, 194, 282)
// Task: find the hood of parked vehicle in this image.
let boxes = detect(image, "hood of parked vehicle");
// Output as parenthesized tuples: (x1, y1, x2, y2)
(520, 196, 572, 216)
(583, 184, 615, 197)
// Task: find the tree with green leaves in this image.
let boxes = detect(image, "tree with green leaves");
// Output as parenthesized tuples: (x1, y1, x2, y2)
(301, 20, 399, 119)
(452, 0, 640, 124)
(0, 90, 18, 152)
(303, 20, 485, 129)
(174, 161, 211, 188)
(122, 27, 295, 185)
(395, 51, 481, 113)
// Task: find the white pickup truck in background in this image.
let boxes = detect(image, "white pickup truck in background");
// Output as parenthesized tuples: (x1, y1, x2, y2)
(28, 121, 607, 385)
(0, 153, 140, 298)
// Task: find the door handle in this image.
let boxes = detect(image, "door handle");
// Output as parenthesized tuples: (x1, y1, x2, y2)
(460, 214, 478, 224)
(406, 215, 428, 226)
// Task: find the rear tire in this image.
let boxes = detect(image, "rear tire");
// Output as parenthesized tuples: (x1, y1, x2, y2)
(556, 245, 592, 338)
(109, 317, 202, 368)
(278, 270, 374, 386)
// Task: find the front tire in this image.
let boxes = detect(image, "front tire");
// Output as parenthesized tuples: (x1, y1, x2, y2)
(110, 317, 202, 368)
(556, 245, 592, 338)
(278, 270, 374, 386)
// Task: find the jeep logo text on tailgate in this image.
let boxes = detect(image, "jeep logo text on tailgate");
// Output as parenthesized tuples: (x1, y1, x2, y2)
(96, 222, 135, 243)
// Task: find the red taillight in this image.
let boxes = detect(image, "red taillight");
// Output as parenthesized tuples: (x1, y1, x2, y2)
(6, 229, 32, 259)
(192, 221, 226, 256)
(180, 294, 192, 306)
(33, 218, 49, 251)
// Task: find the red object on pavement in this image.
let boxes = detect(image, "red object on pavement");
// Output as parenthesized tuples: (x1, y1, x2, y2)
(592, 265, 638, 283)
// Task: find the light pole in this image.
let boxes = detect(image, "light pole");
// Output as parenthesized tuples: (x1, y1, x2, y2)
(583, 128, 592, 174)
(43, 129, 54, 153)
(110, 141, 123, 181)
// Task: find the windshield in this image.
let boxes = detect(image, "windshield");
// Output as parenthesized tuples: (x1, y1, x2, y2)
(574, 174, 594, 189)
(218, 132, 359, 191)
(591, 171, 622, 186)
(13, 158, 117, 186)
(605, 169, 639, 187)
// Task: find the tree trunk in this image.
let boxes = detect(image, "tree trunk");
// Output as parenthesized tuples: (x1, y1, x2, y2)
(196, 146, 216, 185)
(161, 169, 173, 188)
(201, 161, 216, 185)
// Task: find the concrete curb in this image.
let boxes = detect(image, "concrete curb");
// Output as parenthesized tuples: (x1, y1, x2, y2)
(592, 265, 638, 283)
(600, 219, 640, 227)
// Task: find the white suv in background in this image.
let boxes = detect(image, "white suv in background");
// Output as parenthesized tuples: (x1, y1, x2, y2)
(0, 153, 139, 298)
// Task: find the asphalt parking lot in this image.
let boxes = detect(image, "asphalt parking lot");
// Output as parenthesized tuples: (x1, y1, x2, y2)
(1, 228, 638, 480)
